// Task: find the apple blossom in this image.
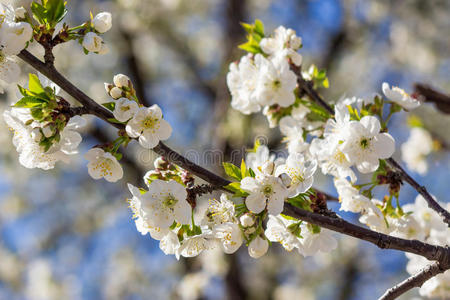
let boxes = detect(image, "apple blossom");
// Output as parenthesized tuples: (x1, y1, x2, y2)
(275, 153, 317, 197)
(128, 179, 191, 228)
(265, 215, 303, 252)
(227, 54, 261, 114)
(240, 165, 288, 215)
(382, 82, 421, 110)
(113, 98, 139, 122)
(126, 105, 172, 149)
(85, 148, 123, 182)
(260, 26, 303, 66)
(82, 32, 105, 53)
(254, 54, 297, 107)
(341, 116, 395, 173)
(213, 222, 243, 254)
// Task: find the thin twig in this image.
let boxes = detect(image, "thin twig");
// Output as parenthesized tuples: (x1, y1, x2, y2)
(378, 261, 447, 300)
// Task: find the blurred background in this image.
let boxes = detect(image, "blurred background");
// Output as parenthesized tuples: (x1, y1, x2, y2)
(0, 0, 449, 299)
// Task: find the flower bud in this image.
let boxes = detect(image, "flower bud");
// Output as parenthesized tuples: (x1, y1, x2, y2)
(113, 74, 131, 88)
(109, 87, 123, 99)
(240, 213, 255, 227)
(31, 128, 42, 142)
(42, 126, 53, 138)
(15, 7, 26, 19)
(82, 32, 103, 53)
(248, 236, 269, 259)
(92, 12, 112, 33)
(104, 83, 114, 93)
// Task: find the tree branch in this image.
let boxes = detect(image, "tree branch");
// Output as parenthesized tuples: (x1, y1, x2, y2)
(292, 64, 450, 226)
(16, 49, 450, 268)
(378, 261, 447, 300)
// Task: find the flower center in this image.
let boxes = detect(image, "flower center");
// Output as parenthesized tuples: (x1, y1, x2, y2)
(262, 185, 273, 196)
(163, 194, 178, 209)
(272, 79, 281, 90)
(360, 138, 370, 149)
(142, 117, 158, 129)
(121, 105, 130, 112)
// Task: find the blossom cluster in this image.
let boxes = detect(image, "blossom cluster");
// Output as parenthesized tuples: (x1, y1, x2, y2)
(127, 150, 337, 260)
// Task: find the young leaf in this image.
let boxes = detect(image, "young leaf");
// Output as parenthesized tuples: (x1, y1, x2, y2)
(13, 96, 46, 108)
(223, 162, 242, 181)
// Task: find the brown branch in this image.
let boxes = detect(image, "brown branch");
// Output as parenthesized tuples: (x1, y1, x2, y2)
(293, 64, 450, 226)
(414, 83, 450, 114)
(16, 49, 450, 267)
(378, 261, 447, 300)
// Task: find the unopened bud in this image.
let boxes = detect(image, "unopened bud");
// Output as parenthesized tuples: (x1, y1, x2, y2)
(109, 87, 123, 99)
(248, 236, 269, 259)
(113, 74, 131, 88)
(240, 213, 255, 227)
(15, 7, 26, 19)
(42, 125, 53, 138)
(31, 128, 42, 142)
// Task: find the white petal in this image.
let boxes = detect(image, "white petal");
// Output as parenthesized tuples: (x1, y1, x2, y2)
(245, 193, 266, 214)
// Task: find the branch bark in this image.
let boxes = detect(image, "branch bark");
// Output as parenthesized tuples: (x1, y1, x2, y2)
(378, 261, 447, 300)
(292, 64, 450, 226)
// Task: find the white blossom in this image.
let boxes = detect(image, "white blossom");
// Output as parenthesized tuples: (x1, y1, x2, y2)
(341, 116, 395, 173)
(128, 180, 191, 229)
(85, 148, 123, 182)
(275, 153, 317, 197)
(260, 26, 303, 66)
(279, 116, 309, 154)
(298, 226, 337, 257)
(382, 82, 421, 110)
(254, 54, 297, 107)
(240, 167, 288, 215)
(227, 54, 261, 114)
(0, 4, 32, 90)
(334, 178, 373, 213)
(92, 12, 112, 33)
(176, 229, 215, 259)
(113, 98, 139, 122)
(265, 215, 303, 252)
(213, 222, 243, 254)
(203, 193, 235, 225)
(3, 110, 84, 170)
(126, 105, 172, 149)
(248, 236, 269, 259)
(401, 127, 433, 174)
(82, 32, 104, 53)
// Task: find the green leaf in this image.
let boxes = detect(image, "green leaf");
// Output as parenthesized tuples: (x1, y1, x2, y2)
(13, 96, 47, 108)
(223, 162, 242, 181)
(30, 107, 44, 121)
(31, 2, 47, 24)
(240, 159, 248, 178)
(28, 73, 45, 94)
(102, 102, 116, 111)
(248, 168, 256, 177)
(254, 19, 265, 37)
